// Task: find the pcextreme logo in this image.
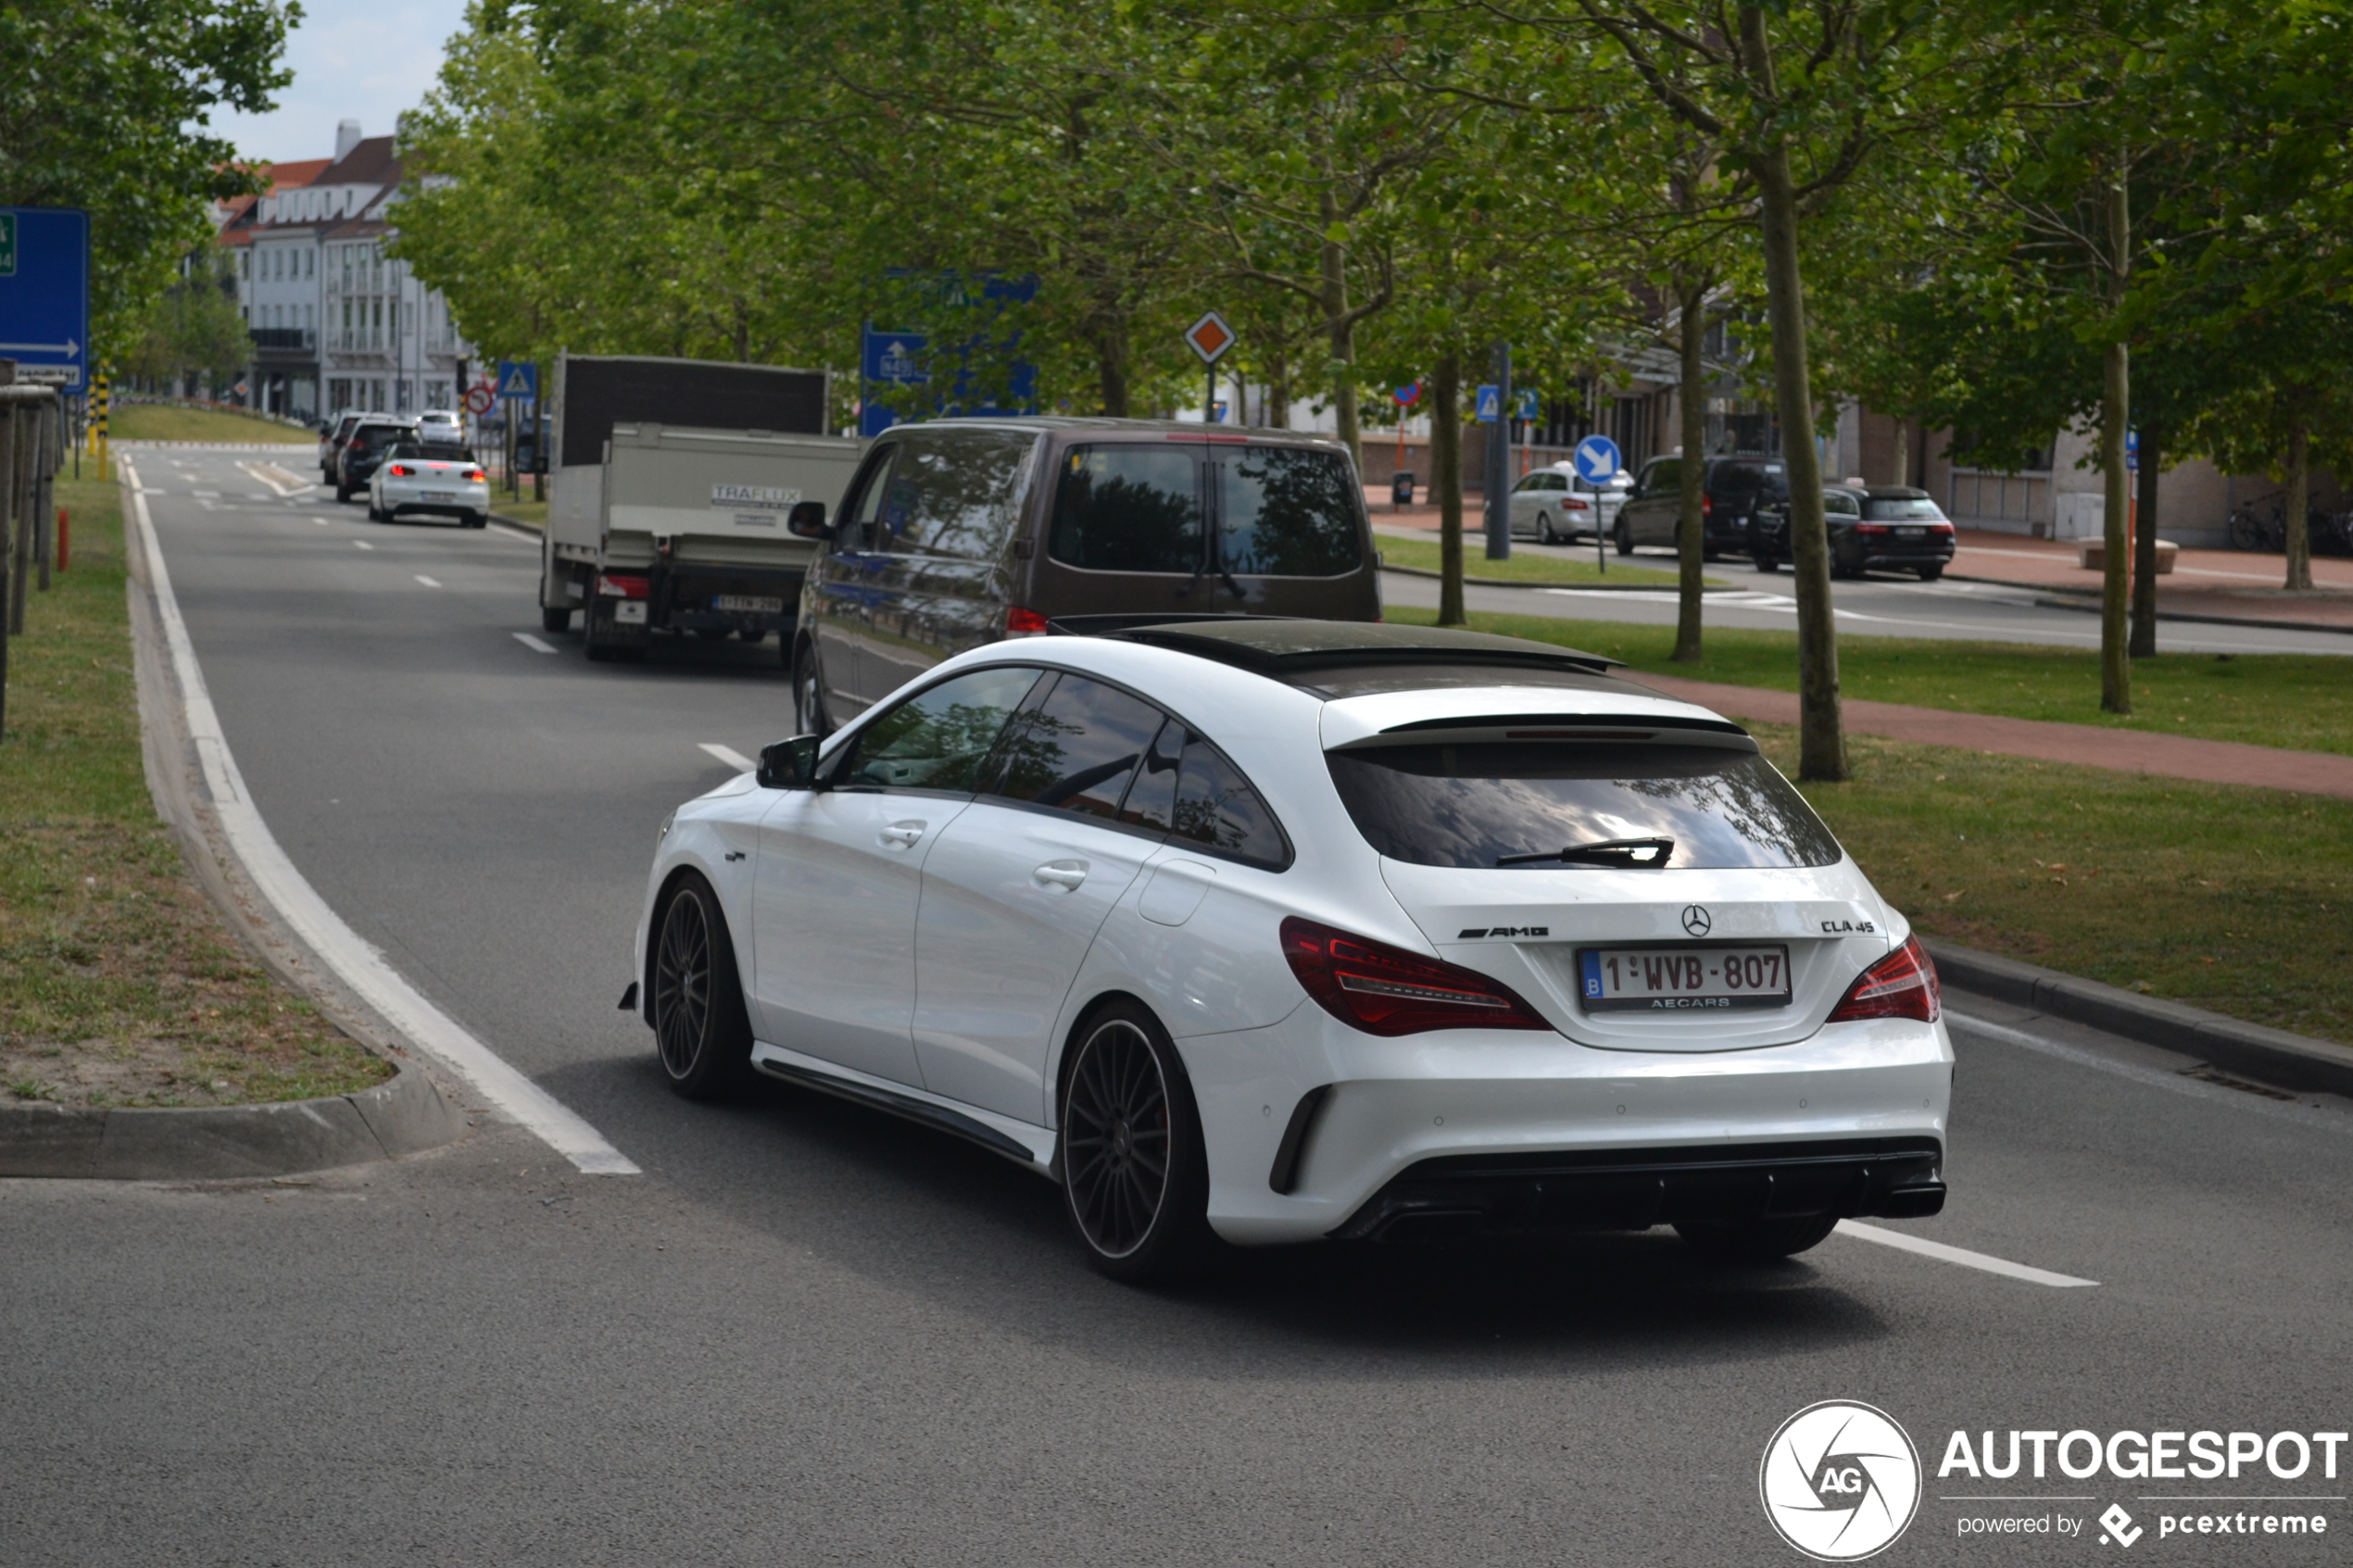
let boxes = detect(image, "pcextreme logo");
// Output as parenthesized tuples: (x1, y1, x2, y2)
(1761, 1400, 1924, 1562)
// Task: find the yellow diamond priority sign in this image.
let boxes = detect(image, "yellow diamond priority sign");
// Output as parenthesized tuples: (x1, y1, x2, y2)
(1184, 310, 1236, 365)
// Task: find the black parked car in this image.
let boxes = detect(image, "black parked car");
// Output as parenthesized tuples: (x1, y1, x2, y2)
(1613, 454, 1790, 559)
(334, 417, 417, 503)
(1752, 485, 1957, 580)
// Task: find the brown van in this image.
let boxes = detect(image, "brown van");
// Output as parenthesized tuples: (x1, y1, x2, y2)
(788, 418, 1381, 731)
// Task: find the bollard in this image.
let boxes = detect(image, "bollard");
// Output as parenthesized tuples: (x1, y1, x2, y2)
(56, 508, 68, 571)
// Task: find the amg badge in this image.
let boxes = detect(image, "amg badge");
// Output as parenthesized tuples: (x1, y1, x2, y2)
(1458, 925, 1550, 939)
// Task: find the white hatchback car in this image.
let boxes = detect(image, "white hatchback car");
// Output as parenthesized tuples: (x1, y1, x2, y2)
(631, 621, 1951, 1281)
(367, 435, 490, 528)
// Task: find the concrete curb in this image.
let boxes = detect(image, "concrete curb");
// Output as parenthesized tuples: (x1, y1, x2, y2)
(1944, 571, 2353, 637)
(487, 510, 541, 531)
(1927, 939, 2353, 1098)
(0, 458, 481, 1182)
(0, 1058, 470, 1179)
(1378, 561, 1731, 593)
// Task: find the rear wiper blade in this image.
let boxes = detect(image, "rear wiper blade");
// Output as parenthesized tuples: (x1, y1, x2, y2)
(1496, 835, 1674, 868)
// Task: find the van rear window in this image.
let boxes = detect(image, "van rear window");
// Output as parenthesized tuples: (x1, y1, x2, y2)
(1051, 446, 1203, 572)
(1219, 447, 1363, 576)
(1325, 742, 1842, 869)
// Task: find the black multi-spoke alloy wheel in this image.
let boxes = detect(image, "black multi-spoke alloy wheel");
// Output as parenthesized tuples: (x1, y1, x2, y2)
(1675, 1212, 1839, 1262)
(1059, 1001, 1213, 1284)
(792, 642, 832, 736)
(650, 875, 755, 1100)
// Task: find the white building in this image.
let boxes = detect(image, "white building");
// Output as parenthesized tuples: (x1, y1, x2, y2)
(218, 121, 472, 422)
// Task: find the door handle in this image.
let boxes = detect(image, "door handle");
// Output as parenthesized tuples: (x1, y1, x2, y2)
(1032, 859, 1088, 892)
(878, 821, 926, 849)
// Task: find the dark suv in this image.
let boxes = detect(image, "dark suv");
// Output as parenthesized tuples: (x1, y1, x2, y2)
(1613, 454, 1789, 559)
(1752, 485, 1957, 579)
(791, 418, 1380, 733)
(334, 417, 416, 502)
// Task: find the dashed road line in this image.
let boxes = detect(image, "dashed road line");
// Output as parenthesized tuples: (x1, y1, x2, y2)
(698, 743, 757, 771)
(1833, 1221, 2099, 1287)
(352, 540, 373, 551)
(415, 574, 443, 588)
(512, 632, 558, 654)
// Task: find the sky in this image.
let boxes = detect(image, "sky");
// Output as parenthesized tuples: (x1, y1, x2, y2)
(209, 0, 472, 166)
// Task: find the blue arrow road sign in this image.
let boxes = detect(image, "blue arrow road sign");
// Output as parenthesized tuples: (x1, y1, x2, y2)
(1516, 389, 1540, 422)
(1474, 384, 1500, 423)
(0, 208, 90, 390)
(1573, 433, 1622, 483)
(496, 360, 538, 402)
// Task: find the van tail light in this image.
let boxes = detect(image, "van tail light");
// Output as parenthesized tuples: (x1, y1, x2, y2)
(1702, 494, 1712, 516)
(1280, 918, 1553, 1036)
(1827, 935, 1941, 1023)
(386, 464, 412, 477)
(597, 572, 650, 600)
(1005, 606, 1050, 636)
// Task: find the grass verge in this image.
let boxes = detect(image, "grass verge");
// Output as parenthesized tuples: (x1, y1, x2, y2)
(1753, 723, 2353, 1045)
(0, 472, 391, 1108)
(1376, 532, 1694, 585)
(1390, 604, 2353, 756)
(489, 497, 547, 528)
(111, 404, 312, 444)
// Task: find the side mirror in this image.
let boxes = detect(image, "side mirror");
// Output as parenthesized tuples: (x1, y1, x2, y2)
(757, 734, 824, 790)
(786, 500, 831, 540)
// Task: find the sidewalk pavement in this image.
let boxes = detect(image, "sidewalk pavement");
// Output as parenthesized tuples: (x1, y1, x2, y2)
(1629, 671, 2353, 801)
(1949, 529, 2353, 633)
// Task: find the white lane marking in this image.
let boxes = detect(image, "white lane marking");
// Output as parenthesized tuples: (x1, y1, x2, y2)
(1833, 1221, 2098, 1287)
(352, 540, 373, 551)
(698, 743, 756, 771)
(312, 518, 331, 526)
(238, 459, 314, 497)
(1945, 1009, 2353, 1136)
(512, 632, 558, 654)
(122, 456, 638, 1175)
(485, 521, 544, 546)
(191, 489, 220, 498)
(414, 574, 443, 588)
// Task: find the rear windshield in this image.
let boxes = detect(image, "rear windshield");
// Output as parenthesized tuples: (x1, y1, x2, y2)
(1326, 742, 1843, 869)
(1864, 496, 1947, 521)
(1049, 443, 1362, 577)
(1051, 445, 1202, 571)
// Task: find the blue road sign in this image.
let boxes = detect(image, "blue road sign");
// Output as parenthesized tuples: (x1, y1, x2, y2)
(1515, 388, 1540, 422)
(861, 320, 1037, 438)
(2125, 429, 2138, 471)
(1474, 384, 1500, 423)
(495, 360, 538, 403)
(1573, 433, 1622, 483)
(1392, 383, 1420, 408)
(0, 208, 90, 390)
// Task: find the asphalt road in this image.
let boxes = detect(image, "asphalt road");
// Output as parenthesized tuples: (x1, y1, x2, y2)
(1377, 535, 2353, 657)
(5, 447, 2349, 1566)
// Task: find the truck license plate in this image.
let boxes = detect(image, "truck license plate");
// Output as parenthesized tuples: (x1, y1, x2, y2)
(711, 595, 784, 613)
(1578, 946, 1792, 1010)
(615, 601, 648, 624)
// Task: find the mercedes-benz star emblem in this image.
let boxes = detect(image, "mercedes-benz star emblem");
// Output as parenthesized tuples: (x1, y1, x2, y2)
(1682, 904, 1713, 937)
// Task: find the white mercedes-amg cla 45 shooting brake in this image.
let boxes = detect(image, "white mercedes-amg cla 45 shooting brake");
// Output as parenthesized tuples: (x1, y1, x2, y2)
(629, 620, 1951, 1282)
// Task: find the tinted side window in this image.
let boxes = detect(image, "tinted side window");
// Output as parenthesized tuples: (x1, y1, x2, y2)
(1171, 734, 1290, 870)
(876, 431, 1040, 560)
(1117, 721, 1183, 832)
(988, 673, 1168, 821)
(837, 666, 1042, 793)
(1642, 458, 1680, 498)
(1825, 491, 1864, 517)
(1049, 445, 1203, 572)
(835, 446, 897, 553)
(1218, 446, 1362, 576)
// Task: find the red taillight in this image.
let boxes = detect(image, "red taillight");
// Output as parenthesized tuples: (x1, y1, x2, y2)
(1828, 935, 1941, 1024)
(1928, 521, 1955, 534)
(597, 573, 650, 600)
(463, 468, 485, 482)
(1702, 495, 1713, 515)
(1565, 497, 1590, 511)
(1280, 917, 1553, 1036)
(387, 464, 412, 477)
(1005, 606, 1050, 635)
(1856, 522, 1893, 536)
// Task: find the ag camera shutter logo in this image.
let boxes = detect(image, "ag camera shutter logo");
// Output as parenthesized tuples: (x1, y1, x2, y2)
(1760, 1400, 1922, 1561)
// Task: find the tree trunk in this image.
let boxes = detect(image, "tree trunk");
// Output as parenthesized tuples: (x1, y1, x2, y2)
(1435, 351, 1465, 626)
(1740, 6, 1843, 781)
(2098, 169, 2132, 715)
(1892, 418, 1909, 486)
(2130, 422, 2162, 658)
(1672, 274, 1708, 663)
(2284, 405, 2312, 590)
(1319, 191, 1361, 470)
(1093, 318, 1129, 418)
(1266, 346, 1290, 430)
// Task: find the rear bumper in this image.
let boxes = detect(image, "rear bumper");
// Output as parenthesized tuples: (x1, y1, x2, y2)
(1332, 1135, 1944, 1242)
(588, 561, 808, 640)
(384, 488, 488, 519)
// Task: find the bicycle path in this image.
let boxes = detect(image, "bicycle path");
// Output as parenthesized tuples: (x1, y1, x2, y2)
(1632, 672, 2353, 800)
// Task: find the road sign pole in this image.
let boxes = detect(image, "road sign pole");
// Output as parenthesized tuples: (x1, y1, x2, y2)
(1485, 344, 1511, 561)
(1206, 362, 1215, 427)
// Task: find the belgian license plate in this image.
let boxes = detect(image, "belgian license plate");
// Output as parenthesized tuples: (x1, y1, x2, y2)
(1897, 525, 1927, 538)
(1579, 946, 1792, 1010)
(711, 595, 784, 613)
(423, 490, 459, 501)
